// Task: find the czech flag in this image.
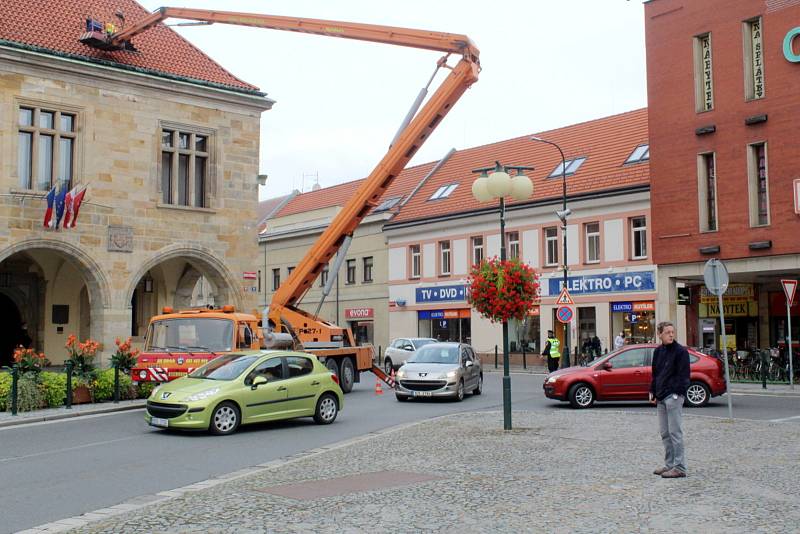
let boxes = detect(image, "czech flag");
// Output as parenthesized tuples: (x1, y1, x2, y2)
(42, 185, 57, 228)
(69, 186, 88, 228)
(62, 187, 75, 228)
(53, 184, 69, 229)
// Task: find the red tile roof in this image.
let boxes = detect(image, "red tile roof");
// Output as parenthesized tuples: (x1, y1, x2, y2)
(0, 0, 260, 94)
(390, 108, 649, 224)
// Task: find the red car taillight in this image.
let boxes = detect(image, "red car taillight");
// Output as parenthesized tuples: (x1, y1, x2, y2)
(330, 373, 339, 385)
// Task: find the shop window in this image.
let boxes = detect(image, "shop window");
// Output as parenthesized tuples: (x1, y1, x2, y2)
(272, 268, 280, 291)
(471, 236, 484, 266)
(578, 307, 597, 351)
(693, 33, 714, 112)
(410, 244, 421, 279)
(743, 17, 765, 100)
(160, 126, 211, 207)
(697, 153, 717, 232)
(439, 241, 451, 275)
(363, 256, 373, 283)
(346, 259, 356, 285)
(584, 223, 600, 264)
(631, 217, 647, 259)
(544, 227, 559, 266)
(506, 231, 520, 260)
(17, 105, 76, 191)
(747, 143, 769, 227)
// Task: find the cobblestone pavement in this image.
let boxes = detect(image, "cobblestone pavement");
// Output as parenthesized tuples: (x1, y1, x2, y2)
(53, 408, 798, 534)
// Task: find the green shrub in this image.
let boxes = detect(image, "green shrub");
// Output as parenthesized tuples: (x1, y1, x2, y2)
(39, 372, 67, 408)
(137, 382, 155, 399)
(92, 368, 136, 402)
(0, 373, 10, 411)
(5, 375, 45, 412)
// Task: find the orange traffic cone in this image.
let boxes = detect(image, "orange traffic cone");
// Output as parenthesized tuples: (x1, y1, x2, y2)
(375, 379, 384, 395)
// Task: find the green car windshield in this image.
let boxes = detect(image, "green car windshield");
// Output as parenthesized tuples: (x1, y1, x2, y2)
(188, 354, 259, 380)
(408, 345, 458, 364)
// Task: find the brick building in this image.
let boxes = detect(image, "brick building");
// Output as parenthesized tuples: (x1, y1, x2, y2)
(0, 0, 271, 366)
(646, 0, 800, 350)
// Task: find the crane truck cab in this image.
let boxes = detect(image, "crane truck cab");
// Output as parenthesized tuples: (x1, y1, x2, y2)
(131, 306, 261, 383)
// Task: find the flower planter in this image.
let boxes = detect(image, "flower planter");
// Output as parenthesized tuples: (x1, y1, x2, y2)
(72, 384, 92, 404)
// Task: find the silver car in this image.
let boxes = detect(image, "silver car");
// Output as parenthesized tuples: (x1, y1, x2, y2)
(395, 342, 483, 402)
(383, 337, 437, 374)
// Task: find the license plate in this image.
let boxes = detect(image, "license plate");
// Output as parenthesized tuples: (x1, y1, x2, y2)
(150, 417, 169, 428)
(413, 391, 433, 397)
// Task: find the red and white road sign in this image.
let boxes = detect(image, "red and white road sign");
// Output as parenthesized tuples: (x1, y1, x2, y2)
(242, 271, 257, 280)
(781, 279, 797, 305)
(556, 306, 574, 323)
(555, 287, 575, 305)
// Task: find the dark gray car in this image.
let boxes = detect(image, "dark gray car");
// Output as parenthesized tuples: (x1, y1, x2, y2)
(395, 342, 482, 402)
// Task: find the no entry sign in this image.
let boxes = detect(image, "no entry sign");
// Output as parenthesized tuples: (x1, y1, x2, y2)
(556, 306, 574, 323)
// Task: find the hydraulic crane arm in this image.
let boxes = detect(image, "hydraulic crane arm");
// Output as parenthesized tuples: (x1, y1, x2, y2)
(83, 7, 480, 343)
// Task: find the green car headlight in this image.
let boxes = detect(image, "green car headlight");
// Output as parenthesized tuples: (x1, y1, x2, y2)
(184, 387, 221, 402)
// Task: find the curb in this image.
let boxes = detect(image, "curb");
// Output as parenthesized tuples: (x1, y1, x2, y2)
(0, 401, 146, 429)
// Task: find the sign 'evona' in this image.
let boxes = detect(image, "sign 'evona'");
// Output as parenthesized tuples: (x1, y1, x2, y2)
(784, 27, 800, 62)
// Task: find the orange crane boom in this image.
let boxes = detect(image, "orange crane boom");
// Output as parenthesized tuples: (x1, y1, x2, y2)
(83, 7, 479, 349)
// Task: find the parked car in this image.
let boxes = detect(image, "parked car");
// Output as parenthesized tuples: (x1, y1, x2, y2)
(543, 344, 726, 409)
(383, 337, 437, 374)
(145, 350, 343, 435)
(395, 342, 482, 402)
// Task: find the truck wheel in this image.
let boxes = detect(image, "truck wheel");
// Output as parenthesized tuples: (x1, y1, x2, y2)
(340, 357, 355, 393)
(325, 358, 340, 381)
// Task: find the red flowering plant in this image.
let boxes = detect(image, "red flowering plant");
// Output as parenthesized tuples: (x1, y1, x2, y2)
(467, 257, 540, 323)
(65, 334, 99, 378)
(110, 337, 139, 373)
(12, 346, 50, 375)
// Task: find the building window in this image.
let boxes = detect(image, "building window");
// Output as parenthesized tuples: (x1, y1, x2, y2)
(544, 227, 559, 266)
(548, 157, 587, 178)
(363, 256, 373, 283)
(374, 196, 402, 212)
(748, 143, 769, 226)
(624, 144, 650, 164)
(160, 128, 210, 207)
(506, 231, 520, 260)
(694, 33, 714, 112)
(257, 270, 262, 294)
(471, 236, 484, 266)
(320, 265, 329, 287)
(585, 223, 600, 263)
(439, 241, 451, 275)
(287, 266, 295, 277)
(429, 183, 458, 200)
(272, 268, 280, 291)
(410, 245, 421, 279)
(17, 106, 76, 191)
(698, 153, 717, 232)
(744, 18, 765, 100)
(631, 217, 647, 259)
(346, 259, 356, 284)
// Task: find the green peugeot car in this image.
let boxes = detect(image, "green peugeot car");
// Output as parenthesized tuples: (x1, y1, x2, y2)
(145, 350, 343, 435)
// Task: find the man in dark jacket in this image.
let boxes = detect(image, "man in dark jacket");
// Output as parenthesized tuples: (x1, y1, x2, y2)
(649, 321, 690, 478)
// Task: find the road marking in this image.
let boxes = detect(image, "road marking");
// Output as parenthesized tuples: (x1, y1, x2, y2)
(0, 408, 144, 431)
(0, 436, 138, 463)
(769, 415, 800, 423)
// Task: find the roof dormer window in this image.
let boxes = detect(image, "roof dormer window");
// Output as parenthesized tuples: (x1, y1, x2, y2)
(548, 157, 586, 178)
(625, 144, 650, 164)
(428, 183, 458, 200)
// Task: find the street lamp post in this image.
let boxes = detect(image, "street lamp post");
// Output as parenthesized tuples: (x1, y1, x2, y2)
(530, 137, 571, 368)
(472, 162, 534, 430)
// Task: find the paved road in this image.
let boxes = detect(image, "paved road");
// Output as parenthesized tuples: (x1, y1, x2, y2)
(2, 373, 798, 533)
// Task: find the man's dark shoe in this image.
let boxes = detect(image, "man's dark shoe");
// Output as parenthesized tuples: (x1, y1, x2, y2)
(653, 467, 669, 475)
(661, 468, 687, 478)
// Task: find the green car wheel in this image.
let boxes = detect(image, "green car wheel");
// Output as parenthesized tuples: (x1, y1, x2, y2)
(314, 393, 338, 424)
(209, 401, 240, 435)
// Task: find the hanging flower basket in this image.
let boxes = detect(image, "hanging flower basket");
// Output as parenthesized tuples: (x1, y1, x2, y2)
(467, 257, 540, 323)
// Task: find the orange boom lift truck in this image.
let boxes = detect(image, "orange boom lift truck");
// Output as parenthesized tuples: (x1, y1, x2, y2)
(82, 7, 480, 391)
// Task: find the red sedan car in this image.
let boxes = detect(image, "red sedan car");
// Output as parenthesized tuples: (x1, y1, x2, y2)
(543, 344, 727, 409)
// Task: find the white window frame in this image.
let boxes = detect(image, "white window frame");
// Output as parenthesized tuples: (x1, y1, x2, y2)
(631, 217, 647, 260)
(272, 268, 280, 291)
(363, 256, 374, 283)
(624, 144, 650, 164)
(410, 245, 421, 279)
(439, 241, 451, 275)
(506, 231, 520, 260)
(471, 236, 484, 267)
(160, 123, 213, 208)
(17, 104, 77, 191)
(585, 222, 600, 264)
(544, 227, 559, 266)
(429, 183, 458, 200)
(548, 157, 587, 178)
(345, 259, 356, 285)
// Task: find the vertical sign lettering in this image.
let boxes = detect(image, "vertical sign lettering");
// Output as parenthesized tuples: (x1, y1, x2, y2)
(702, 34, 714, 111)
(751, 19, 764, 98)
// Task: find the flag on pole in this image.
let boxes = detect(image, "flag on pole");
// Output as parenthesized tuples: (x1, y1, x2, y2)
(62, 186, 76, 228)
(69, 186, 88, 228)
(53, 183, 69, 229)
(42, 185, 57, 228)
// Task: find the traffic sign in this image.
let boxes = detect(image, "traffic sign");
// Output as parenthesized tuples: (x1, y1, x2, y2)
(555, 287, 575, 305)
(703, 259, 729, 296)
(781, 279, 797, 305)
(556, 306, 574, 323)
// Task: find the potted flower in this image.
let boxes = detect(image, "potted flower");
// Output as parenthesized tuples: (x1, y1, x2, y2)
(467, 257, 540, 323)
(65, 335, 99, 404)
(110, 337, 139, 374)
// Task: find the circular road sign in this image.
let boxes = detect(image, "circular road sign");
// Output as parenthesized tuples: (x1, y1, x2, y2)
(703, 258, 729, 296)
(556, 306, 574, 323)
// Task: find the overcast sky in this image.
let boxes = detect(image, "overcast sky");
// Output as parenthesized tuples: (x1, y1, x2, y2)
(137, 0, 648, 200)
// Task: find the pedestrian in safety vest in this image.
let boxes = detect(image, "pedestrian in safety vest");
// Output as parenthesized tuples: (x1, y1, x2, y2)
(542, 330, 561, 372)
